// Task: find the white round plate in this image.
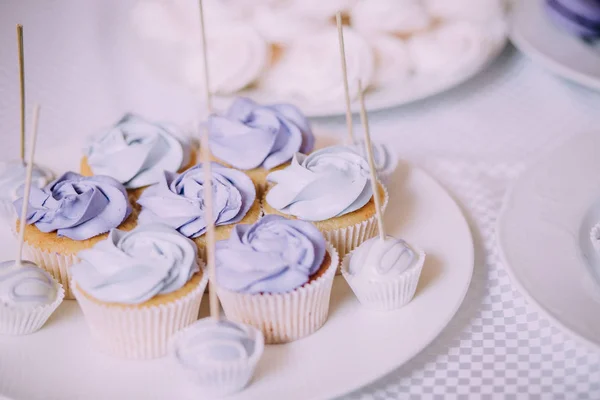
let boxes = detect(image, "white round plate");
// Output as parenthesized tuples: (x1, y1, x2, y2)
(498, 131, 600, 351)
(0, 162, 473, 400)
(510, 0, 600, 91)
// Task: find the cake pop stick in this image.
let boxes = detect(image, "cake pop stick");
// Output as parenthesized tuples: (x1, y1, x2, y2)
(198, 0, 219, 320)
(15, 104, 40, 266)
(357, 80, 385, 241)
(17, 24, 26, 164)
(336, 12, 355, 145)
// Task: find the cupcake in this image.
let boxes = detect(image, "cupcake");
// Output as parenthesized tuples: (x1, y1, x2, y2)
(263, 146, 388, 259)
(0, 160, 53, 226)
(545, 0, 600, 39)
(214, 215, 339, 344)
(346, 139, 398, 184)
(137, 162, 261, 260)
(171, 318, 264, 396)
(14, 172, 135, 299)
(341, 236, 425, 311)
(206, 97, 315, 193)
(0, 260, 64, 335)
(80, 113, 195, 205)
(71, 223, 208, 359)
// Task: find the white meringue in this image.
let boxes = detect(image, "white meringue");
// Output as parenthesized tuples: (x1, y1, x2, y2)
(260, 27, 374, 104)
(183, 25, 270, 95)
(350, 0, 431, 35)
(252, 4, 329, 45)
(289, 0, 358, 20)
(407, 21, 492, 76)
(424, 0, 505, 23)
(367, 34, 412, 87)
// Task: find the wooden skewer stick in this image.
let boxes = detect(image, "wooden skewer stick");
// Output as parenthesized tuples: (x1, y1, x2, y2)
(357, 81, 386, 241)
(336, 12, 355, 145)
(198, 0, 219, 320)
(15, 105, 40, 267)
(17, 24, 26, 164)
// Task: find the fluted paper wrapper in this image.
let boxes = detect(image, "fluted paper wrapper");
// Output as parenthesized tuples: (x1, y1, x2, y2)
(22, 242, 79, 300)
(0, 284, 65, 335)
(216, 243, 339, 344)
(170, 323, 265, 397)
(321, 182, 389, 262)
(72, 269, 209, 359)
(341, 248, 425, 311)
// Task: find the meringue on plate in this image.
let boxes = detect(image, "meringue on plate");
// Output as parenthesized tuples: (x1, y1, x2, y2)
(351, 0, 431, 36)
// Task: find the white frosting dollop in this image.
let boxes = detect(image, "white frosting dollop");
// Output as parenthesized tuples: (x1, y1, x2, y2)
(266, 146, 373, 221)
(252, 4, 329, 45)
(348, 236, 418, 282)
(366, 35, 413, 87)
(260, 27, 374, 104)
(183, 25, 270, 95)
(350, 0, 431, 35)
(407, 21, 492, 76)
(0, 160, 54, 202)
(0, 260, 59, 308)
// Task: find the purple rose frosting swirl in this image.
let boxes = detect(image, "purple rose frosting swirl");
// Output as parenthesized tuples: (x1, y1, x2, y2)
(207, 97, 315, 170)
(14, 172, 132, 241)
(137, 163, 256, 239)
(215, 215, 326, 294)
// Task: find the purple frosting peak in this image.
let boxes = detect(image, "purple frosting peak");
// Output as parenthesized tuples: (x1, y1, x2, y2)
(137, 163, 256, 238)
(207, 97, 315, 170)
(14, 172, 132, 241)
(216, 215, 326, 294)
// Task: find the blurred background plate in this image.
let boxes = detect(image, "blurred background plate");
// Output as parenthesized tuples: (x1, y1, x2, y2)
(510, 0, 600, 91)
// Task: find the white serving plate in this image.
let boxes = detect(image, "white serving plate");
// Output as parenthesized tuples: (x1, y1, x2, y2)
(510, 0, 600, 91)
(0, 160, 473, 400)
(498, 131, 600, 351)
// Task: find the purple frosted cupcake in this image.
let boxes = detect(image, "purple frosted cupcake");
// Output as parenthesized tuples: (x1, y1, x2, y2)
(545, 0, 600, 39)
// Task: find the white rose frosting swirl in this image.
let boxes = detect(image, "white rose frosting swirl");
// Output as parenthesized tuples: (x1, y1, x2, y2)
(266, 146, 373, 221)
(71, 224, 199, 304)
(0, 260, 59, 307)
(407, 21, 492, 76)
(260, 27, 374, 104)
(348, 236, 418, 282)
(183, 25, 269, 95)
(85, 114, 189, 189)
(350, 0, 431, 35)
(0, 160, 54, 202)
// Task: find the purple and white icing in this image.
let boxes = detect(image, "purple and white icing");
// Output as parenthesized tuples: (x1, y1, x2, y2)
(207, 97, 315, 170)
(137, 163, 256, 239)
(85, 114, 190, 189)
(266, 146, 373, 221)
(14, 172, 132, 241)
(216, 215, 326, 294)
(0, 260, 59, 307)
(71, 224, 199, 304)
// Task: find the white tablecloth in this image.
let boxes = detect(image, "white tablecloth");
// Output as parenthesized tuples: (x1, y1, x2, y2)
(1, 1, 600, 399)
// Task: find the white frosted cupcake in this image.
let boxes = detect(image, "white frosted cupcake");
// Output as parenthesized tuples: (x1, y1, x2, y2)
(171, 318, 264, 397)
(341, 236, 425, 311)
(346, 139, 399, 185)
(0, 260, 64, 335)
(263, 146, 389, 259)
(214, 215, 339, 344)
(71, 223, 208, 359)
(0, 160, 53, 228)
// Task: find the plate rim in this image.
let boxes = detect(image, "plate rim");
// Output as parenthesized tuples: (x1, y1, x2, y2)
(509, 0, 600, 91)
(496, 132, 600, 352)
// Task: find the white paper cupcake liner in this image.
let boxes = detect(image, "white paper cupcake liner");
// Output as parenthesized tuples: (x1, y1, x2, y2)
(170, 321, 264, 397)
(320, 182, 389, 262)
(72, 268, 209, 359)
(341, 247, 425, 311)
(591, 223, 600, 254)
(22, 241, 80, 300)
(216, 242, 339, 344)
(0, 283, 65, 335)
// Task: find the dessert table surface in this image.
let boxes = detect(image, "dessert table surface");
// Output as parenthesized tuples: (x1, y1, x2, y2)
(1, 1, 600, 399)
